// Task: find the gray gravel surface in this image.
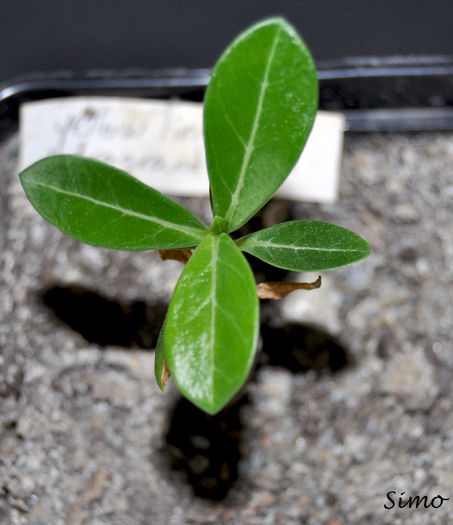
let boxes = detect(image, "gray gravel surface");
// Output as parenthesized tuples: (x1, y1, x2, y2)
(1, 130, 453, 524)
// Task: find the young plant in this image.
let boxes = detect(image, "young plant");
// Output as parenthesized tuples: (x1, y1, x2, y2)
(19, 18, 370, 414)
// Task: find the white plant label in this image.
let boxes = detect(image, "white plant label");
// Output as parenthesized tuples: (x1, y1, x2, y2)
(20, 97, 344, 203)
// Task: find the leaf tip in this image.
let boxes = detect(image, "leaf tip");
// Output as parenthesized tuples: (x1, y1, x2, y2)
(190, 395, 230, 416)
(353, 235, 372, 263)
(362, 240, 372, 258)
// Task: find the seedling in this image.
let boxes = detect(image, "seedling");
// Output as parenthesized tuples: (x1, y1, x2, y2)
(19, 18, 370, 414)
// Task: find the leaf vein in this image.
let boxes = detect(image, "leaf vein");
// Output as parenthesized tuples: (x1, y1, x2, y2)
(217, 256, 246, 280)
(247, 240, 364, 253)
(218, 95, 247, 148)
(25, 179, 205, 239)
(216, 302, 247, 344)
(209, 237, 219, 404)
(224, 25, 282, 223)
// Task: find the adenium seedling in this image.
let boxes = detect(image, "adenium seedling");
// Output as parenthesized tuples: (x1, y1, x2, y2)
(19, 18, 370, 414)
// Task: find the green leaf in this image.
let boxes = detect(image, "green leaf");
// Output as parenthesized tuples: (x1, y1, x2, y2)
(19, 155, 207, 250)
(164, 233, 259, 414)
(237, 220, 371, 271)
(204, 17, 318, 232)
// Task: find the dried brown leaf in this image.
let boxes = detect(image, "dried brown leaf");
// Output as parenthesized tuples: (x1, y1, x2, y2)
(159, 249, 192, 264)
(257, 276, 322, 300)
(160, 358, 171, 389)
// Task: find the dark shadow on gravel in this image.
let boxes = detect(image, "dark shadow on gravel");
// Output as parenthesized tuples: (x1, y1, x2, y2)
(41, 284, 166, 348)
(258, 323, 351, 374)
(165, 395, 248, 501)
(40, 281, 351, 502)
(165, 322, 350, 501)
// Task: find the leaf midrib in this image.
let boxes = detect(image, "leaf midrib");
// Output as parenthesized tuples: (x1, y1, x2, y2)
(209, 235, 219, 405)
(25, 179, 206, 239)
(242, 239, 365, 253)
(224, 25, 282, 224)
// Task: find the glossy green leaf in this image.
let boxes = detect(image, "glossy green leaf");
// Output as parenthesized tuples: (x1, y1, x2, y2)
(19, 155, 207, 250)
(237, 220, 370, 271)
(164, 233, 259, 414)
(204, 17, 318, 232)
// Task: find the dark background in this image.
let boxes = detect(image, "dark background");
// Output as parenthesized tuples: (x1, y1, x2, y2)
(1, 0, 452, 82)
